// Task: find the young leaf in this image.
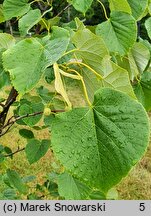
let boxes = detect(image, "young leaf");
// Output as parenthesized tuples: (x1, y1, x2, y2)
(25, 139, 50, 164)
(6, 169, 28, 194)
(3, 0, 30, 20)
(53, 63, 72, 109)
(51, 87, 150, 192)
(2, 38, 45, 95)
(68, 0, 93, 14)
(19, 9, 41, 36)
(37, 86, 54, 104)
(19, 100, 44, 127)
(58, 172, 91, 200)
(0, 33, 15, 49)
(145, 17, 151, 40)
(96, 11, 137, 55)
(3, 189, 17, 199)
(127, 0, 148, 20)
(19, 129, 35, 139)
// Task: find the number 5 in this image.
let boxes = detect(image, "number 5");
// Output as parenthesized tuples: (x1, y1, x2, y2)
(139, 203, 145, 211)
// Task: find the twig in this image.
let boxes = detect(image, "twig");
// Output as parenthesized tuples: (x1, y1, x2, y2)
(4, 147, 25, 158)
(0, 87, 18, 132)
(0, 109, 65, 137)
(56, 4, 71, 17)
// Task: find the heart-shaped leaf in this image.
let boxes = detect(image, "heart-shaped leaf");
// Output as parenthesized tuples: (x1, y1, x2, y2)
(127, 0, 148, 20)
(68, 0, 93, 13)
(51, 88, 149, 192)
(25, 139, 50, 164)
(3, 0, 30, 20)
(96, 11, 137, 55)
(19, 9, 41, 36)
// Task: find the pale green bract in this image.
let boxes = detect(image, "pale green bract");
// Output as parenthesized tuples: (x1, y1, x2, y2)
(3, 0, 30, 20)
(67, 0, 93, 13)
(19, 9, 41, 36)
(51, 88, 150, 192)
(96, 11, 137, 56)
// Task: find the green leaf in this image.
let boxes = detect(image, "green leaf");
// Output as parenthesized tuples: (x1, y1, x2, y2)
(6, 169, 28, 194)
(37, 86, 54, 104)
(19, 99, 44, 127)
(19, 9, 41, 36)
(72, 29, 109, 74)
(0, 33, 15, 49)
(19, 129, 34, 139)
(109, 0, 131, 13)
(89, 190, 106, 200)
(106, 188, 118, 200)
(3, 189, 17, 199)
(0, 5, 5, 23)
(134, 71, 151, 111)
(25, 139, 50, 164)
(96, 11, 137, 55)
(128, 42, 150, 74)
(101, 58, 136, 98)
(127, 0, 148, 20)
(149, 2, 151, 15)
(3, 0, 30, 20)
(44, 67, 55, 84)
(4, 146, 12, 155)
(58, 172, 91, 200)
(145, 17, 151, 40)
(22, 175, 36, 183)
(2, 38, 45, 95)
(0, 50, 10, 88)
(51, 88, 149, 192)
(68, 0, 93, 13)
(117, 42, 150, 81)
(41, 26, 70, 68)
(0, 69, 10, 89)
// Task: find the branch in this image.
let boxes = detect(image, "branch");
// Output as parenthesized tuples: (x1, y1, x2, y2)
(4, 147, 25, 158)
(56, 4, 71, 17)
(0, 87, 18, 132)
(0, 109, 65, 137)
